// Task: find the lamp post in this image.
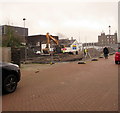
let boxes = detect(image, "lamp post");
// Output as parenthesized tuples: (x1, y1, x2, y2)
(109, 25, 111, 45)
(109, 25, 111, 35)
(23, 18, 26, 28)
(50, 40, 54, 65)
(23, 18, 27, 62)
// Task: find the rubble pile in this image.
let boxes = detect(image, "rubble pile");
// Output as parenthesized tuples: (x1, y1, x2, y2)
(26, 52, 83, 64)
(25, 48, 104, 64)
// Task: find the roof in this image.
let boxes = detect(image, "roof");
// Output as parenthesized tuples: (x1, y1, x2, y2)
(27, 34, 58, 40)
(1, 25, 28, 29)
(59, 39, 76, 47)
(27, 34, 59, 45)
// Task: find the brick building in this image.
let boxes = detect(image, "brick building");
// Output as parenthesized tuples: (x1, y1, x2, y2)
(27, 34, 59, 52)
(98, 32, 117, 46)
(0, 25, 28, 45)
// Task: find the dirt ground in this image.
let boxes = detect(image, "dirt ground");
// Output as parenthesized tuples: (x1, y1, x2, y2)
(25, 48, 103, 64)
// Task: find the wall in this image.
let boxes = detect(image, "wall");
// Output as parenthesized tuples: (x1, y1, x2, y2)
(0, 47, 11, 62)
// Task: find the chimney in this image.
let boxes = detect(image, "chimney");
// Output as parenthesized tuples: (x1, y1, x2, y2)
(71, 37, 73, 40)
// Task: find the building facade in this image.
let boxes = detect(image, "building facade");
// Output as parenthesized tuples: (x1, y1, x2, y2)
(0, 25, 28, 46)
(98, 32, 117, 46)
(27, 34, 59, 52)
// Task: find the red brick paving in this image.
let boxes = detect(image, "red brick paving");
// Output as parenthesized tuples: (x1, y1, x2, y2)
(2, 55, 118, 111)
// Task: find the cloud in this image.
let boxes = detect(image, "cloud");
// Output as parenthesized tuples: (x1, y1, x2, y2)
(38, 20, 53, 29)
(0, 2, 118, 43)
(55, 33, 66, 39)
(62, 19, 101, 30)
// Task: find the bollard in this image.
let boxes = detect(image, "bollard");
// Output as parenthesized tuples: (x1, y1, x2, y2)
(91, 58, 98, 61)
(78, 61, 86, 64)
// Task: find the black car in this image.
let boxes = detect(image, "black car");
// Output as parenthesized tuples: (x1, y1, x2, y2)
(0, 62, 21, 93)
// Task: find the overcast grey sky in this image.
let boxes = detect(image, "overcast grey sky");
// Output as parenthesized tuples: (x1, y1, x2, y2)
(0, 0, 119, 43)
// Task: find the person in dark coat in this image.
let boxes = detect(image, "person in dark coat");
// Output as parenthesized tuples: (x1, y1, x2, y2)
(103, 47, 109, 59)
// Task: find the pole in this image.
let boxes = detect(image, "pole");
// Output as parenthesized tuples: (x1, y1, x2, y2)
(79, 32, 81, 51)
(109, 25, 111, 36)
(23, 18, 27, 62)
(50, 40, 54, 65)
(109, 25, 111, 46)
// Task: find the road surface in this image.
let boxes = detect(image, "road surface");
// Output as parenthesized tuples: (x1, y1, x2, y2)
(2, 55, 118, 111)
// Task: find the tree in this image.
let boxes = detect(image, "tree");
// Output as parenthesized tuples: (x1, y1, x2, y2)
(2, 26, 22, 48)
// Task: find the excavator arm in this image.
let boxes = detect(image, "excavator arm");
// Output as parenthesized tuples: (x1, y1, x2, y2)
(49, 35, 59, 45)
(46, 32, 50, 48)
(43, 32, 59, 54)
(46, 32, 59, 45)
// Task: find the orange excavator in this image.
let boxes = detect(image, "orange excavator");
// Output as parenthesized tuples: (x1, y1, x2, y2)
(43, 32, 59, 54)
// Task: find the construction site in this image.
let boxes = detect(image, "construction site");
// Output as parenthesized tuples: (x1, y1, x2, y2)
(24, 31, 116, 64)
(1, 25, 117, 65)
(1, 2, 120, 112)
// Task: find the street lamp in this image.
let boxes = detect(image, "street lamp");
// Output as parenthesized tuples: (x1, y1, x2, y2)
(109, 25, 111, 45)
(23, 18, 27, 62)
(109, 25, 111, 35)
(23, 18, 26, 28)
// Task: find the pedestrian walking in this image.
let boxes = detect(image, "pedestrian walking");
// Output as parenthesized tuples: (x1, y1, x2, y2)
(83, 48, 86, 56)
(84, 48, 91, 59)
(103, 47, 109, 59)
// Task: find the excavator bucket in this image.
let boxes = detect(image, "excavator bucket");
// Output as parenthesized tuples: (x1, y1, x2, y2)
(43, 48, 49, 54)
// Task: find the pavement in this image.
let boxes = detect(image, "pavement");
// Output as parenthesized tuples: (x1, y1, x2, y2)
(2, 55, 118, 111)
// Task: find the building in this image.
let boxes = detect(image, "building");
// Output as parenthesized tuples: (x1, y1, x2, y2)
(82, 42, 98, 47)
(98, 32, 117, 46)
(0, 25, 28, 45)
(59, 38, 81, 54)
(27, 34, 59, 52)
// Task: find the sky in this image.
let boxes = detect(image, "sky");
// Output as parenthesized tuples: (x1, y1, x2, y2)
(0, 0, 119, 43)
